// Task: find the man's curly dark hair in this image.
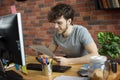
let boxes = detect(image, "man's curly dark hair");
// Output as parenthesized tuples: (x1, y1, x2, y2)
(48, 3, 75, 23)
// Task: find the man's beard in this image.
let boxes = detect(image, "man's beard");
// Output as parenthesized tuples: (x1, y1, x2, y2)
(62, 22, 68, 36)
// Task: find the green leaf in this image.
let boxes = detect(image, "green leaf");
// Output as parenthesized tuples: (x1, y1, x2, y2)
(97, 32, 120, 60)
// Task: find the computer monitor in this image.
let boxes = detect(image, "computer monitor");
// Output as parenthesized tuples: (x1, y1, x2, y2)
(0, 13, 26, 79)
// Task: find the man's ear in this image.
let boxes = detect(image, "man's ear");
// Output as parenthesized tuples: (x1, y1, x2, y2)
(67, 18, 72, 25)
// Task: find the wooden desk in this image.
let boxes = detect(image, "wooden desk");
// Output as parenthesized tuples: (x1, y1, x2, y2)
(11, 56, 120, 80)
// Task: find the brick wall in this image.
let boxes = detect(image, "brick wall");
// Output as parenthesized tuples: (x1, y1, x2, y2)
(0, 0, 120, 55)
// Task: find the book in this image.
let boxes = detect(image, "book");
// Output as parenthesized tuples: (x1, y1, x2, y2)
(94, 0, 102, 9)
(112, 0, 119, 8)
(98, 0, 104, 9)
(114, 0, 120, 8)
(119, 0, 120, 4)
(109, 0, 114, 8)
(107, 0, 112, 8)
(102, 0, 108, 8)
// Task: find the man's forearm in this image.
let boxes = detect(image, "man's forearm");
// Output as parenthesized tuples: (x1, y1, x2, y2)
(68, 53, 99, 64)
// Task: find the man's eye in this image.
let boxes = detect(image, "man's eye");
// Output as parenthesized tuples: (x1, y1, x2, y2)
(57, 22, 62, 25)
(53, 22, 62, 25)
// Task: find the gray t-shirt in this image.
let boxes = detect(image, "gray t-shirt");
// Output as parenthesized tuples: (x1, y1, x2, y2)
(52, 25, 94, 58)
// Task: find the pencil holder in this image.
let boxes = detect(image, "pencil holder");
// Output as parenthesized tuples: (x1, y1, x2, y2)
(42, 63, 52, 76)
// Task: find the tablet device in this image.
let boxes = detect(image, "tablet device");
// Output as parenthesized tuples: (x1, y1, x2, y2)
(30, 45, 56, 58)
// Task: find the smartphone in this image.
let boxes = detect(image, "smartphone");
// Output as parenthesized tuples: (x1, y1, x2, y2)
(77, 69, 88, 77)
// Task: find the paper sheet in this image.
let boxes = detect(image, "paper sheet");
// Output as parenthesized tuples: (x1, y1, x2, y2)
(30, 45, 56, 58)
(54, 75, 89, 80)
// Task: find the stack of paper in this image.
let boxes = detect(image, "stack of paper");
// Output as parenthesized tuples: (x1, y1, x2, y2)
(54, 75, 89, 80)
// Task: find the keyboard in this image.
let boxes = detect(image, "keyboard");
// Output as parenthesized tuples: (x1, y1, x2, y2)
(52, 65, 71, 72)
(27, 63, 71, 73)
(27, 63, 42, 71)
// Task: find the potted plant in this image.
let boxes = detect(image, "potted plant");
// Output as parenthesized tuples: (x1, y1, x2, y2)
(97, 32, 120, 73)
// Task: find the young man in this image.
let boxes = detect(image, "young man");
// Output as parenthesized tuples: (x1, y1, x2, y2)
(47, 3, 99, 65)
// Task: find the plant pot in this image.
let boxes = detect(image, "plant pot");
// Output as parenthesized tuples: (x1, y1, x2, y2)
(111, 61, 117, 73)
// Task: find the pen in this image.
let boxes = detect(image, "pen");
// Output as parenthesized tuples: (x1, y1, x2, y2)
(46, 57, 49, 64)
(49, 59, 52, 64)
(42, 58, 46, 65)
(40, 55, 47, 65)
(36, 57, 43, 64)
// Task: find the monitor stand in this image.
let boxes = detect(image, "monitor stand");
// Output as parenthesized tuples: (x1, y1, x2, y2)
(0, 59, 23, 80)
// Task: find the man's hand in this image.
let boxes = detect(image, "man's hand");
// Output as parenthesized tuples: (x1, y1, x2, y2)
(55, 56, 69, 65)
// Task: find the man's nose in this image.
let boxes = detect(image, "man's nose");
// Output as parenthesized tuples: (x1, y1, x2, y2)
(54, 23, 59, 29)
